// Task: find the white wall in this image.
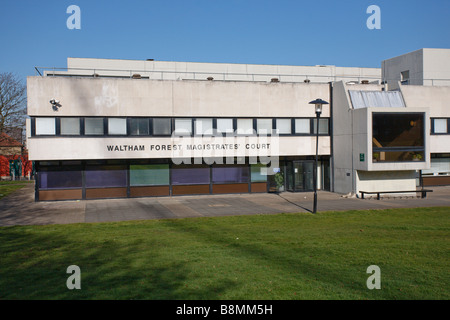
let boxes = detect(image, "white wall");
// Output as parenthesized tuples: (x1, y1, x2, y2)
(356, 170, 417, 194)
(27, 77, 332, 161)
(27, 77, 330, 118)
(423, 49, 450, 86)
(27, 136, 330, 161)
(382, 48, 450, 89)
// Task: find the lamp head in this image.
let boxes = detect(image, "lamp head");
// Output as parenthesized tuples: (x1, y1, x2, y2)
(309, 98, 329, 116)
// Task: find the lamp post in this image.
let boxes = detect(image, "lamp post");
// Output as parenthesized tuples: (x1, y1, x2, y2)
(309, 98, 329, 213)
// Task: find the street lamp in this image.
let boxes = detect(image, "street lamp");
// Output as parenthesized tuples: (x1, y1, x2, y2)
(309, 98, 329, 213)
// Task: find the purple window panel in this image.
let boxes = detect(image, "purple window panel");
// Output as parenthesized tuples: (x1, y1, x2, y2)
(212, 167, 249, 184)
(39, 170, 82, 189)
(171, 167, 210, 185)
(85, 166, 127, 188)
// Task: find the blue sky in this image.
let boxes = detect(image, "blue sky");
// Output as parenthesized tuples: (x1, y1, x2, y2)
(1, 0, 449, 82)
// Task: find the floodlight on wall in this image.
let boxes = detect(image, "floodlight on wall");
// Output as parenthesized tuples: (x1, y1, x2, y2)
(50, 99, 62, 111)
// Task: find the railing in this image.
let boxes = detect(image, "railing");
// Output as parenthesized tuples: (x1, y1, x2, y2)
(33, 66, 382, 84)
(34, 66, 450, 86)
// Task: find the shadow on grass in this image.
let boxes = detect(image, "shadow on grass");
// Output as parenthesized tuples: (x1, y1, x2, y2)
(0, 225, 234, 299)
(157, 217, 393, 300)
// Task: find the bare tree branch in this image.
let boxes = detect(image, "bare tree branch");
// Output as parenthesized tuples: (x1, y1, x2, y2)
(0, 72, 27, 144)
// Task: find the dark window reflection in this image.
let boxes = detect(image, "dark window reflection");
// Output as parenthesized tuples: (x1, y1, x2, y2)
(372, 113, 425, 162)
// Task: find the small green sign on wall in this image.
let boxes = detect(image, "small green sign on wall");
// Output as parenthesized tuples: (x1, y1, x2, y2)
(360, 153, 365, 162)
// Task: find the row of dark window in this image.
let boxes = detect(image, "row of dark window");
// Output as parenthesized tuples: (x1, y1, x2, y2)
(30, 116, 330, 137)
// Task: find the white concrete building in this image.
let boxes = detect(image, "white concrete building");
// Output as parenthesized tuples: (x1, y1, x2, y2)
(382, 48, 450, 89)
(27, 49, 450, 201)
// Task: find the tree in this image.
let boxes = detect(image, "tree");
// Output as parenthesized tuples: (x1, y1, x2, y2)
(0, 72, 27, 144)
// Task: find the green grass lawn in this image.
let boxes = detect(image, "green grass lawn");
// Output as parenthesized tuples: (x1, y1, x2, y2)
(0, 206, 448, 300)
(0, 180, 33, 200)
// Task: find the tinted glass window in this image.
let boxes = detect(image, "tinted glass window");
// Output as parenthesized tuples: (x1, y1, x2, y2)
(85, 165, 127, 188)
(130, 118, 149, 135)
(85, 118, 104, 135)
(60, 118, 80, 135)
(153, 118, 172, 135)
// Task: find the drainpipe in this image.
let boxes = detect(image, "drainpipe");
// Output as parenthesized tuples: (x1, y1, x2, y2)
(329, 82, 334, 192)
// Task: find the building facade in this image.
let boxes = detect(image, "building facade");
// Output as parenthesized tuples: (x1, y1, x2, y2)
(27, 49, 450, 201)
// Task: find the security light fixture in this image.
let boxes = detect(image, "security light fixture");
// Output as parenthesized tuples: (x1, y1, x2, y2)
(308, 98, 329, 213)
(50, 99, 62, 111)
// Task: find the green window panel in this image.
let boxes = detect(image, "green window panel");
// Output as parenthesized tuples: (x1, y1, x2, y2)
(251, 164, 268, 182)
(130, 164, 170, 186)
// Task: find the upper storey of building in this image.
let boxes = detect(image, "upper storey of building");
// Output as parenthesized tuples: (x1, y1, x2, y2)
(37, 57, 381, 85)
(382, 48, 450, 90)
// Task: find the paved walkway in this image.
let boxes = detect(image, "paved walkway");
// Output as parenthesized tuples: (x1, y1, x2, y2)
(0, 184, 449, 226)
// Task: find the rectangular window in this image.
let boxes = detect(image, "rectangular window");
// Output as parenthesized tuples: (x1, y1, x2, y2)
(295, 119, 310, 134)
(130, 164, 169, 186)
(171, 165, 210, 185)
(433, 119, 448, 134)
(174, 118, 192, 136)
(212, 165, 249, 183)
(85, 118, 104, 135)
(276, 119, 291, 134)
(313, 118, 329, 134)
(108, 118, 127, 135)
(237, 119, 253, 135)
(153, 118, 172, 136)
(130, 118, 149, 135)
(60, 118, 80, 135)
(256, 119, 273, 135)
(38, 168, 82, 189)
(372, 113, 424, 162)
(195, 118, 213, 135)
(85, 165, 127, 188)
(216, 118, 234, 134)
(401, 70, 410, 84)
(35, 118, 56, 135)
(251, 164, 268, 182)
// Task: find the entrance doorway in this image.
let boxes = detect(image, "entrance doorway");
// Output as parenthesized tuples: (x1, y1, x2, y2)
(286, 160, 314, 192)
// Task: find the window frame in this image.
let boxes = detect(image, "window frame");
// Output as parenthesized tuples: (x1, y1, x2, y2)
(129, 117, 150, 136)
(431, 118, 450, 135)
(108, 117, 128, 136)
(194, 118, 214, 136)
(35, 117, 56, 136)
(372, 112, 426, 163)
(84, 117, 106, 136)
(151, 118, 172, 136)
(275, 118, 292, 135)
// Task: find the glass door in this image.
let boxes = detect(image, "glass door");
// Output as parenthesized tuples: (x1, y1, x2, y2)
(285, 161, 314, 192)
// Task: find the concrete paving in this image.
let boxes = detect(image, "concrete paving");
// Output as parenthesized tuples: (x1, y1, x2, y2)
(0, 183, 449, 226)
